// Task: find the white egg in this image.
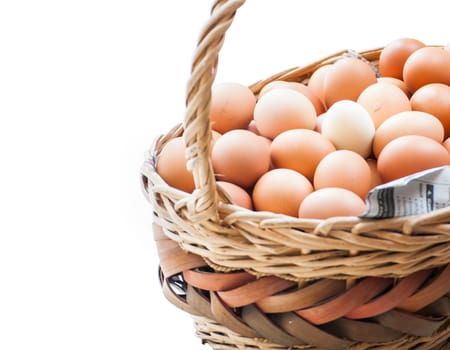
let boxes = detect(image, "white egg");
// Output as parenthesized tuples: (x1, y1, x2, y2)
(321, 100, 375, 158)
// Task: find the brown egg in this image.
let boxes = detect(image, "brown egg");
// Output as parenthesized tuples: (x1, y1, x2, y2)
(217, 181, 253, 210)
(156, 137, 195, 193)
(323, 57, 377, 108)
(253, 88, 316, 139)
(288, 82, 326, 115)
(403, 46, 450, 93)
(313, 150, 372, 199)
(253, 168, 313, 217)
(410, 83, 450, 138)
(259, 81, 325, 115)
(377, 77, 411, 98)
(307, 64, 332, 105)
(298, 187, 366, 219)
(259, 80, 291, 96)
(372, 111, 444, 158)
(270, 129, 336, 181)
(209, 82, 256, 133)
(378, 38, 425, 79)
(377, 135, 450, 182)
(212, 130, 271, 188)
(357, 82, 411, 128)
(366, 159, 383, 189)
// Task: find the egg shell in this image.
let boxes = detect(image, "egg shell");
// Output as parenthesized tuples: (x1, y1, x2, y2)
(212, 129, 271, 188)
(377, 135, 450, 182)
(253, 88, 317, 139)
(410, 83, 450, 139)
(307, 64, 332, 105)
(321, 100, 375, 158)
(156, 137, 195, 193)
(367, 159, 383, 190)
(378, 38, 425, 79)
(287, 82, 326, 115)
(357, 82, 411, 128)
(258, 136, 275, 170)
(217, 181, 253, 210)
(258, 80, 291, 96)
(209, 82, 256, 133)
(270, 129, 336, 181)
(377, 77, 411, 98)
(313, 150, 372, 199)
(323, 57, 377, 108)
(259, 81, 325, 116)
(372, 111, 445, 158)
(403, 46, 450, 93)
(298, 187, 366, 219)
(253, 168, 313, 217)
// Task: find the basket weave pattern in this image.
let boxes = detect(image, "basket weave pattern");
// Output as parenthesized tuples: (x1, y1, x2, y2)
(141, 0, 450, 348)
(155, 224, 450, 349)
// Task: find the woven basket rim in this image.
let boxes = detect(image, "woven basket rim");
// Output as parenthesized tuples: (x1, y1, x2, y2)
(141, 0, 450, 281)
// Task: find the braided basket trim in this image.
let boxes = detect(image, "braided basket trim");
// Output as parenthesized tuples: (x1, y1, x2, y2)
(193, 315, 450, 350)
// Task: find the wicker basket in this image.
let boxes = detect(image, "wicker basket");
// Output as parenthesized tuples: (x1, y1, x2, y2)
(141, 0, 450, 349)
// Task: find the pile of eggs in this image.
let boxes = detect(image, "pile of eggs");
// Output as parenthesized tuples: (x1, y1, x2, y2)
(156, 38, 450, 219)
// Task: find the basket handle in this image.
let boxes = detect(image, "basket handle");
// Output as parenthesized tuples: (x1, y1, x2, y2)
(183, 0, 245, 221)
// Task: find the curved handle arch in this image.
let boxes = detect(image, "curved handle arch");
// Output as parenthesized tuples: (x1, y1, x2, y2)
(183, 0, 245, 222)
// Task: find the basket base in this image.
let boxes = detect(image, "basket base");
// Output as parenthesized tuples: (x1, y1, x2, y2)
(193, 315, 450, 350)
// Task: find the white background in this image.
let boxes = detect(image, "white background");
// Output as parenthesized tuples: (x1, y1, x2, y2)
(0, 1, 448, 349)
